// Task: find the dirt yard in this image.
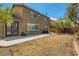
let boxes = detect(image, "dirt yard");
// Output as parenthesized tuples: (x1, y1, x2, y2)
(0, 34, 77, 56)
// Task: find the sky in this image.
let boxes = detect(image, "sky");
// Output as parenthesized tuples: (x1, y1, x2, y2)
(2, 3, 70, 18)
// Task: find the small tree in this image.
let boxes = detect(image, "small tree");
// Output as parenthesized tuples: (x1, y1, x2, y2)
(50, 17, 74, 33)
(0, 4, 13, 31)
(66, 3, 78, 24)
(0, 4, 13, 23)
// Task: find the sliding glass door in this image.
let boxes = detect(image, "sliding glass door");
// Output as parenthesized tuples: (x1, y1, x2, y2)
(5, 22, 19, 36)
(12, 22, 19, 35)
(5, 23, 12, 36)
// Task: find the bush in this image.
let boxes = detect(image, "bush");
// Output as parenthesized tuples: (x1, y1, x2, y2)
(21, 32, 26, 36)
(42, 30, 48, 34)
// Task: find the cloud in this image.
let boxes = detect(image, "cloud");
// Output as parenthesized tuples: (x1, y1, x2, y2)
(50, 17, 58, 21)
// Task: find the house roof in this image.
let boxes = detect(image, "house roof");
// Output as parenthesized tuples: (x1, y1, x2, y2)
(12, 4, 49, 18)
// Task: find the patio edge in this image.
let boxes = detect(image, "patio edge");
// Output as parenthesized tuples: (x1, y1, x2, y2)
(0, 34, 50, 47)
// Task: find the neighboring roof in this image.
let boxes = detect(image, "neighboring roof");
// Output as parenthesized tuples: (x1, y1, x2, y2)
(12, 4, 49, 18)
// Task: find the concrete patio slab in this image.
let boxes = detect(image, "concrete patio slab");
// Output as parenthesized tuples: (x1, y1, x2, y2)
(0, 34, 50, 47)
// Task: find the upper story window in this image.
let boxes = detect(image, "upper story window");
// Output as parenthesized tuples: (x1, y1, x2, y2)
(12, 14, 21, 19)
(31, 11, 37, 18)
(32, 13, 37, 18)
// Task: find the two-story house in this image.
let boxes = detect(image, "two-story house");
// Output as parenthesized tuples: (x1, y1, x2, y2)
(0, 4, 50, 37)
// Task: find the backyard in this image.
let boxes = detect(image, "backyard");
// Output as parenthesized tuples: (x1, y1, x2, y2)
(0, 34, 77, 56)
(0, 3, 79, 56)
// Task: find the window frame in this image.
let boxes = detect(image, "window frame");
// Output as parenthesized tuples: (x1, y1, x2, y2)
(30, 11, 37, 19)
(27, 23, 39, 31)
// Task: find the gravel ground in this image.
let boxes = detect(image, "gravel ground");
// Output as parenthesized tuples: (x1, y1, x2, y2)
(0, 34, 77, 56)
